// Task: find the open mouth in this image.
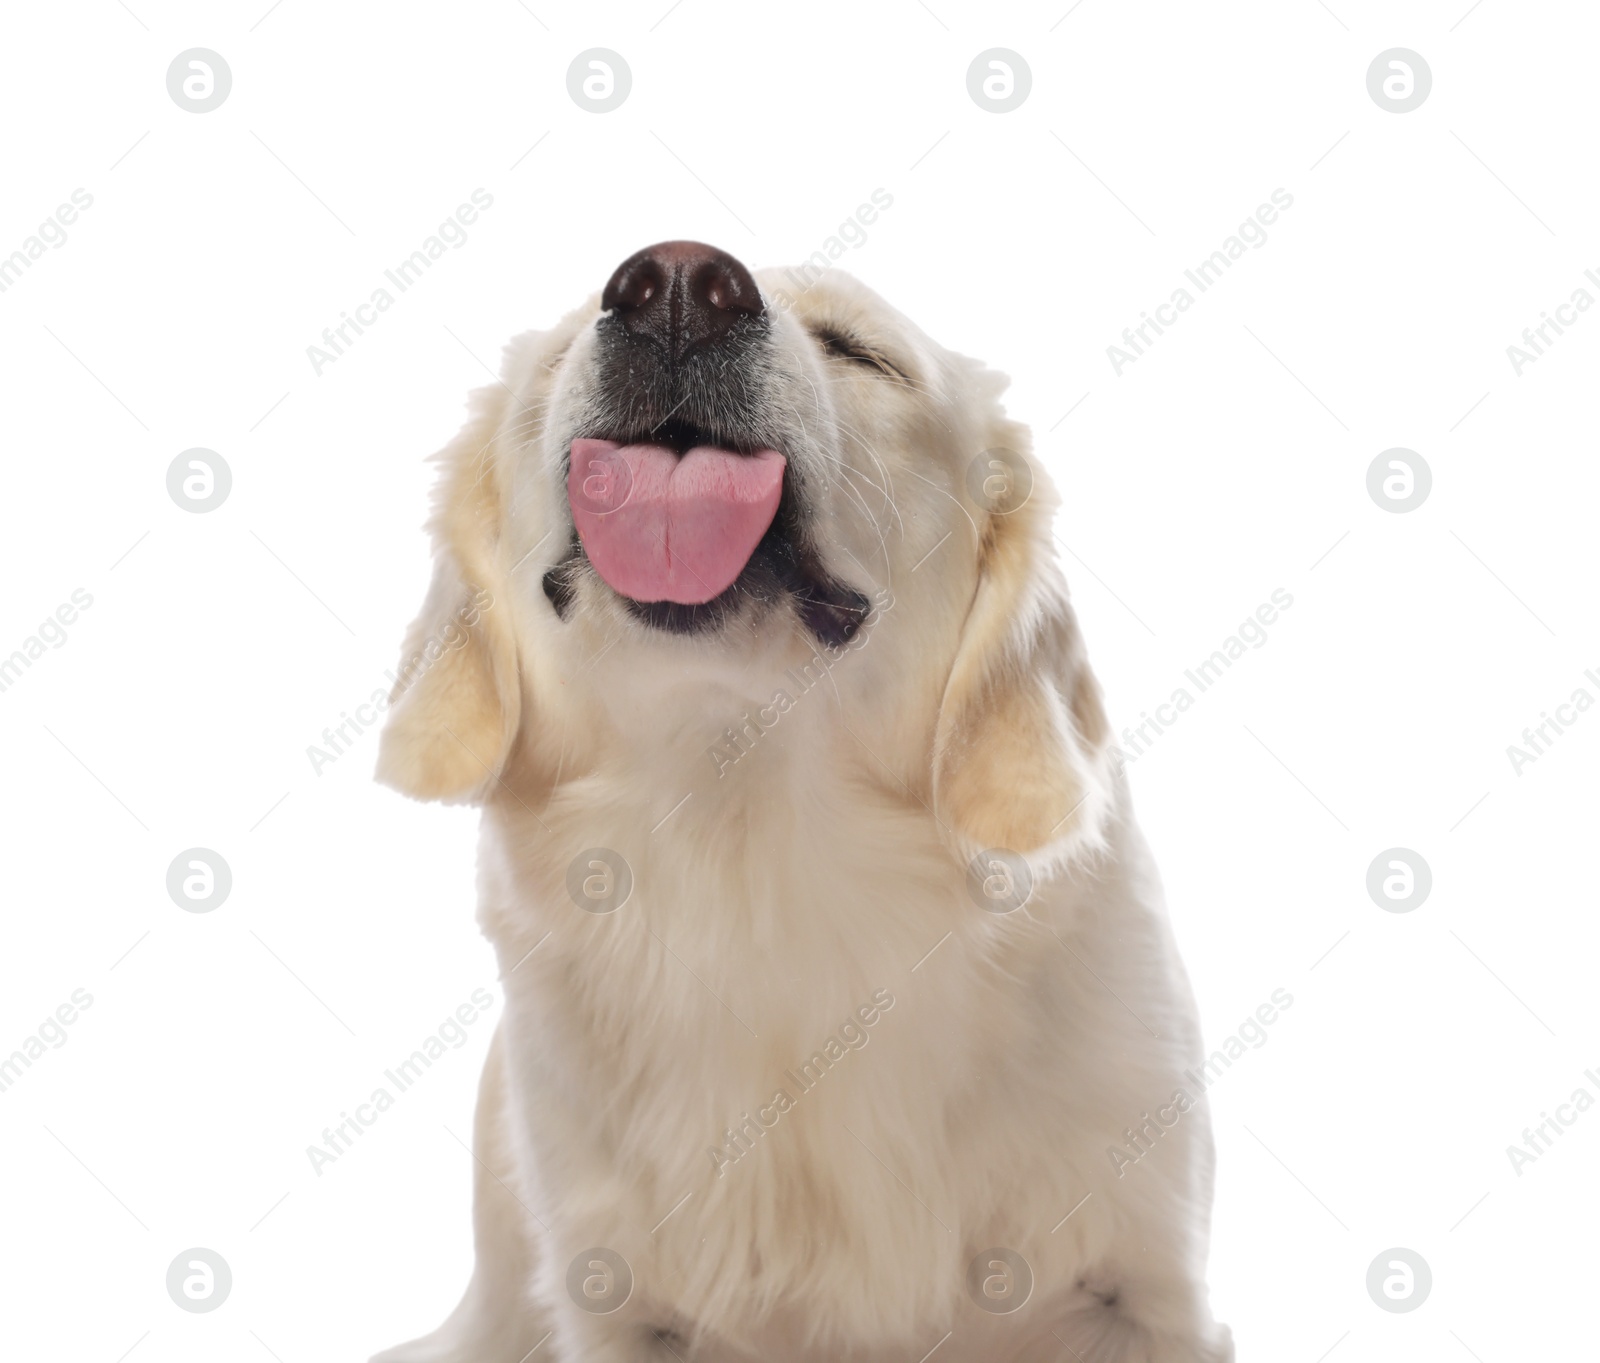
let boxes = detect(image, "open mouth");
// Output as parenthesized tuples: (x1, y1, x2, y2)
(567, 427, 786, 607)
(550, 424, 869, 648)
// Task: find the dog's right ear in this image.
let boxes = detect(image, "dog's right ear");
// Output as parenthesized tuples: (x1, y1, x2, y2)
(376, 387, 522, 804)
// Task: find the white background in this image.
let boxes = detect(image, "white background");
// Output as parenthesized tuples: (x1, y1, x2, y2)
(1, 2, 1595, 1360)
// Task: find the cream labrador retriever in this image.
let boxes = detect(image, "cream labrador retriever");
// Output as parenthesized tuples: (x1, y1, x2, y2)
(372, 242, 1232, 1363)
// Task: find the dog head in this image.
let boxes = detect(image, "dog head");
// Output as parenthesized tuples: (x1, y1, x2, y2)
(376, 242, 1113, 873)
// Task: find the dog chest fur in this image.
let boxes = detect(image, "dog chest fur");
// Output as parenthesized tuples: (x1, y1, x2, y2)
(476, 752, 1196, 1347)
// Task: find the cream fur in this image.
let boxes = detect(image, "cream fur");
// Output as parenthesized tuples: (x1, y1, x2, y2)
(372, 268, 1232, 1363)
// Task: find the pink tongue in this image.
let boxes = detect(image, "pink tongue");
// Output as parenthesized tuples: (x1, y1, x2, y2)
(568, 438, 786, 605)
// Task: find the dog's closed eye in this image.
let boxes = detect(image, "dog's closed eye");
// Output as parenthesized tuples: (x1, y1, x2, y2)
(812, 327, 908, 382)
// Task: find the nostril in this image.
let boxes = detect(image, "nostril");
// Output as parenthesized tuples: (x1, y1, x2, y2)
(698, 261, 762, 316)
(603, 258, 663, 315)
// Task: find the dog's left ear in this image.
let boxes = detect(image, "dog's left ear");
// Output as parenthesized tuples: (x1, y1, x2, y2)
(931, 450, 1113, 876)
(376, 386, 523, 804)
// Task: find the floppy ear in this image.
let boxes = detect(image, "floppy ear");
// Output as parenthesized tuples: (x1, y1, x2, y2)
(376, 386, 522, 803)
(931, 455, 1113, 876)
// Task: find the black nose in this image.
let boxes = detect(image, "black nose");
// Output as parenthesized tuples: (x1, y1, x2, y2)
(601, 241, 764, 357)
